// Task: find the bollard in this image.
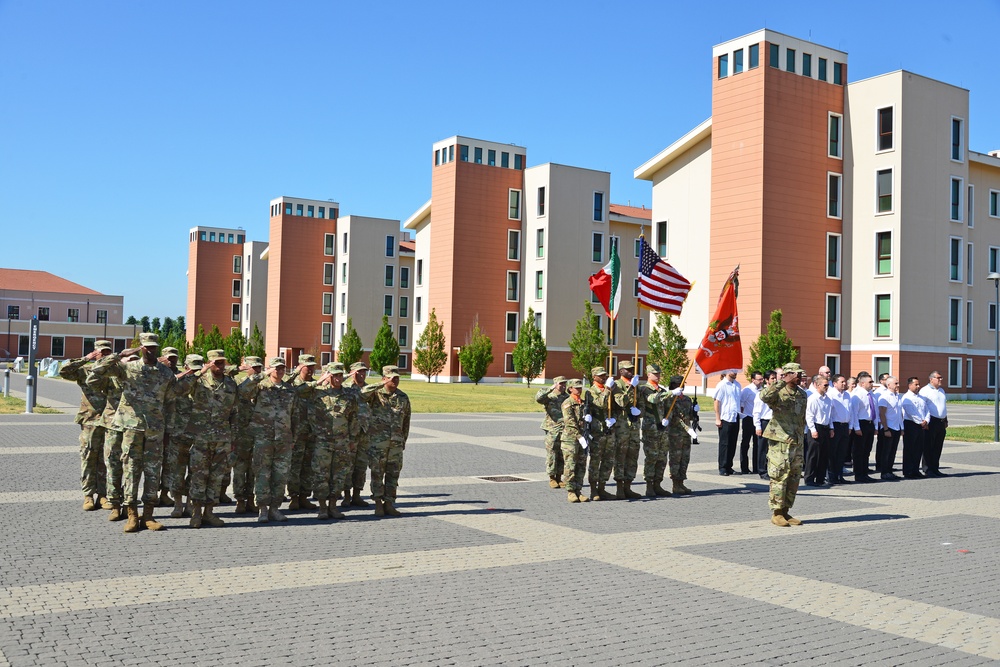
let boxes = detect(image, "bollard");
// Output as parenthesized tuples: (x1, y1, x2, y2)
(3, 367, 8, 398)
(25, 376, 34, 414)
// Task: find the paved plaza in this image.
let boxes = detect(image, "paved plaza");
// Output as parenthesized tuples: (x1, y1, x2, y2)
(1, 375, 999, 665)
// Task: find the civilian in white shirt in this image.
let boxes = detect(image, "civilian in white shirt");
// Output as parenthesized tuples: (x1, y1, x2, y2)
(901, 376, 930, 478)
(804, 375, 834, 486)
(807, 365, 832, 395)
(753, 371, 777, 479)
(827, 374, 856, 484)
(738, 372, 763, 474)
(918, 371, 948, 476)
(873, 372, 890, 398)
(849, 372, 879, 483)
(876, 376, 903, 480)
(713, 372, 741, 476)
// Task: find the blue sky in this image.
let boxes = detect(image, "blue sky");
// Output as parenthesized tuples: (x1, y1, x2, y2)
(2, 0, 999, 321)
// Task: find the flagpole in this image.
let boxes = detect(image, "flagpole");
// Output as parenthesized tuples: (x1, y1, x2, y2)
(607, 313, 614, 417)
(664, 358, 696, 421)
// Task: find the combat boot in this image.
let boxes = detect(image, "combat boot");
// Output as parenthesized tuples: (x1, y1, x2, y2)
(158, 489, 172, 507)
(615, 481, 626, 500)
(782, 511, 802, 526)
(623, 482, 642, 500)
(123, 505, 141, 533)
(235, 499, 247, 514)
(170, 496, 186, 519)
(383, 498, 401, 516)
(141, 504, 165, 531)
(317, 499, 330, 520)
(189, 503, 203, 529)
(549, 478, 560, 489)
(590, 484, 602, 501)
(108, 504, 123, 522)
(598, 483, 617, 501)
(257, 506, 269, 523)
(568, 491, 580, 503)
(83, 494, 97, 511)
(672, 480, 686, 495)
(202, 504, 225, 527)
(341, 490, 352, 508)
(219, 491, 233, 504)
(576, 492, 590, 502)
(645, 482, 656, 498)
(654, 480, 672, 497)
(351, 488, 369, 507)
(268, 505, 287, 522)
(374, 498, 386, 516)
(771, 509, 790, 527)
(329, 504, 346, 520)
(99, 496, 113, 510)
(298, 494, 316, 510)
(287, 495, 301, 510)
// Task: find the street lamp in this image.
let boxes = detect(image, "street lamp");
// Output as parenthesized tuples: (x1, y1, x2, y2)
(989, 272, 1000, 442)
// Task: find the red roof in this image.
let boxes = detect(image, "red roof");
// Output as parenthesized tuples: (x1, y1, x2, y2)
(399, 240, 416, 253)
(0, 268, 103, 295)
(610, 204, 652, 220)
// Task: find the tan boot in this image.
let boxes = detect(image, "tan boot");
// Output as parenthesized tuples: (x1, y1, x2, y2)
(287, 495, 301, 510)
(99, 496, 113, 510)
(771, 509, 790, 527)
(108, 503, 123, 522)
(624, 481, 642, 500)
(202, 504, 225, 527)
(375, 498, 386, 516)
(189, 503, 203, 528)
(299, 494, 316, 510)
(83, 495, 97, 511)
(598, 483, 617, 501)
(654, 480, 672, 497)
(170, 496, 185, 519)
(568, 491, 580, 503)
(247, 498, 257, 512)
(268, 505, 287, 522)
(549, 478, 560, 489)
(615, 481, 626, 500)
(577, 492, 590, 502)
(257, 505, 269, 523)
(317, 499, 330, 520)
(142, 504, 165, 531)
(672, 479, 686, 495)
(590, 483, 602, 501)
(123, 505, 141, 533)
(645, 482, 656, 498)
(351, 488, 369, 507)
(383, 498, 401, 516)
(340, 489, 352, 508)
(782, 511, 802, 526)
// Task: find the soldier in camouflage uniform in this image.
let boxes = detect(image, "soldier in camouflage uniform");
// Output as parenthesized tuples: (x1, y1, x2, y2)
(535, 376, 567, 488)
(304, 362, 358, 520)
(60, 340, 114, 512)
(242, 357, 298, 522)
(637, 363, 670, 498)
(612, 360, 644, 500)
(666, 374, 695, 495)
(176, 349, 238, 528)
(232, 356, 263, 514)
(586, 367, 618, 501)
(560, 379, 591, 503)
(90, 351, 126, 521)
(362, 369, 411, 517)
(157, 346, 181, 507)
(165, 354, 200, 518)
(87, 333, 177, 533)
(287, 354, 317, 511)
(759, 362, 809, 527)
(340, 362, 371, 508)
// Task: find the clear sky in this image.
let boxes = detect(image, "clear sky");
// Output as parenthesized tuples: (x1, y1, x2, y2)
(2, 0, 999, 321)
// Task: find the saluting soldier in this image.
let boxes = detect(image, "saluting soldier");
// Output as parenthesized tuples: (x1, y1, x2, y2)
(243, 357, 298, 523)
(637, 364, 670, 498)
(362, 369, 411, 517)
(535, 376, 567, 488)
(288, 354, 318, 510)
(759, 362, 809, 527)
(612, 360, 643, 499)
(586, 367, 618, 501)
(304, 362, 358, 520)
(157, 346, 181, 507)
(340, 361, 371, 508)
(560, 379, 591, 504)
(232, 356, 263, 514)
(165, 354, 199, 518)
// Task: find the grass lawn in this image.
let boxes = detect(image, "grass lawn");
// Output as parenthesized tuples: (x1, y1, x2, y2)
(946, 425, 999, 443)
(950, 400, 994, 405)
(0, 395, 62, 414)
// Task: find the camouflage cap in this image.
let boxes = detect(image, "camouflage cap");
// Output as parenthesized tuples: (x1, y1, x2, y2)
(551, 375, 567, 385)
(125, 354, 140, 362)
(138, 332, 159, 348)
(162, 347, 179, 359)
(382, 365, 399, 376)
(591, 366, 608, 377)
(384, 370, 401, 379)
(617, 360, 634, 370)
(647, 363, 662, 374)
(185, 354, 204, 370)
(297, 354, 316, 366)
(269, 356, 286, 368)
(244, 356, 263, 367)
(207, 349, 226, 362)
(781, 362, 805, 375)
(325, 362, 345, 375)
(349, 362, 369, 372)
(94, 339, 113, 351)
(567, 378, 584, 389)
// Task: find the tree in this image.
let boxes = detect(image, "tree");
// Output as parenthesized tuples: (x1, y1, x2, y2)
(162, 317, 175, 338)
(458, 316, 493, 385)
(413, 308, 447, 382)
(246, 322, 266, 360)
(175, 315, 186, 336)
(204, 325, 225, 355)
(647, 312, 688, 379)
(338, 318, 364, 368)
(140, 316, 151, 333)
(568, 301, 608, 384)
(151, 317, 161, 333)
(190, 324, 207, 358)
(512, 307, 547, 386)
(224, 328, 246, 365)
(747, 309, 798, 376)
(125, 315, 138, 326)
(369, 315, 400, 376)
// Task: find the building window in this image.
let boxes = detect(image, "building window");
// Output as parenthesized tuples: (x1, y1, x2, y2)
(295, 204, 303, 216)
(488, 149, 496, 166)
(324, 234, 335, 256)
(593, 192, 604, 221)
(51, 336, 64, 358)
(448, 146, 454, 162)
(509, 190, 521, 220)
(340, 292, 346, 315)
(990, 302, 997, 332)
(967, 301, 974, 344)
(231, 304, 240, 322)
(384, 295, 393, 317)
(385, 265, 394, 287)
(876, 169, 893, 213)
(232, 279, 241, 298)
(504, 353, 516, 374)
(733, 48, 743, 74)
(537, 187, 545, 216)
(399, 296, 408, 318)
(875, 295, 891, 338)
(245, 303, 249, 319)
(833, 62, 844, 85)
(828, 113, 842, 158)
(873, 356, 891, 380)
(209, 232, 216, 242)
(324, 263, 334, 286)
(949, 297, 962, 342)
(96, 310, 107, 324)
(232, 255, 243, 274)
(877, 107, 893, 151)
(199, 231, 207, 241)
(506, 271, 519, 301)
(284, 203, 292, 215)
(341, 262, 347, 283)
(322, 322, 332, 346)
(474, 147, 483, 164)
(827, 233, 842, 279)
(949, 237, 962, 282)
(818, 57, 827, 81)
(826, 294, 841, 339)
(415, 297, 422, 323)
(951, 117, 964, 161)
(398, 353, 408, 369)
(828, 173, 842, 218)
(307, 205, 314, 218)
(718, 53, 728, 78)
(18, 335, 29, 356)
(319, 206, 325, 218)
(460, 145, 469, 161)
(990, 360, 997, 389)
(400, 267, 409, 289)
(656, 220, 667, 256)
(769, 43, 779, 68)
(967, 358, 974, 388)
(535, 271, 543, 299)
(592, 232, 604, 262)
(876, 231, 892, 275)
(534, 311, 542, 329)
(416, 259, 423, 286)
(749, 43, 759, 68)
(385, 235, 395, 258)
(434, 149, 440, 166)
(514, 154, 524, 170)
(501, 151, 509, 168)
(632, 317, 644, 338)
(969, 185, 975, 228)
(967, 242, 974, 286)
(802, 53, 812, 77)
(323, 293, 333, 316)
(633, 278, 640, 297)
(990, 191, 999, 218)
(951, 178, 964, 221)
(320, 352, 331, 365)
(7, 305, 18, 320)
(37, 307, 49, 321)
(67, 308, 79, 322)
(785, 48, 795, 72)
(536, 229, 544, 258)
(398, 325, 408, 347)
(947, 357, 962, 388)
(506, 312, 518, 343)
(340, 323, 345, 337)
(824, 354, 840, 375)
(508, 230, 521, 260)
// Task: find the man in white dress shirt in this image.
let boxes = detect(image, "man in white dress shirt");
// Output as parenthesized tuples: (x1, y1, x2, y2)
(753, 371, 776, 479)
(713, 372, 741, 476)
(827, 374, 856, 485)
(738, 372, 763, 474)
(901, 377, 930, 479)
(876, 376, 903, 480)
(918, 371, 948, 477)
(804, 375, 834, 486)
(850, 372, 879, 483)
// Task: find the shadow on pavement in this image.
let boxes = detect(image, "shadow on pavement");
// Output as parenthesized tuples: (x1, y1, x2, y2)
(805, 513, 909, 525)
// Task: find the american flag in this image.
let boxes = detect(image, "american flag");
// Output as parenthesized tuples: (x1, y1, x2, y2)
(637, 236, 692, 315)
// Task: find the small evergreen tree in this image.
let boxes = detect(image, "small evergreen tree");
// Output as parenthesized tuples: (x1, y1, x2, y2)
(246, 322, 266, 359)
(458, 316, 493, 385)
(125, 315, 138, 326)
(568, 301, 608, 384)
(175, 315, 186, 336)
(140, 316, 151, 333)
(338, 318, 364, 368)
(224, 328, 247, 365)
(369, 315, 400, 376)
(647, 312, 688, 379)
(413, 308, 447, 382)
(747, 309, 798, 376)
(512, 307, 547, 386)
(190, 324, 207, 358)
(151, 317, 161, 333)
(204, 324, 225, 354)
(162, 317, 175, 338)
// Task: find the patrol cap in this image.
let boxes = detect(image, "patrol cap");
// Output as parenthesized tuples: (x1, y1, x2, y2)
(139, 332, 159, 348)
(618, 360, 634, 370)
(162, 347, 179, 359)
(244, 356, 263, 368)
(185, 354, 204, 370)
(781, 362, 805, 375)
(384, 370, 401, 379)
(94, 339, 113, 351)
(349, 362, 369, 372)
(567, 378, 584, 389)
(647, 363, 661, 374)
(552, 375, 567, 385)
(591, 366, 608, 377)
(382, 365, 399, 376)
(269, 356, 286, 368)
(207, 349, 226, 362)
(325, 362, 345, 375)
(297, 354, 316, 366)
(125, 354, 140, 362)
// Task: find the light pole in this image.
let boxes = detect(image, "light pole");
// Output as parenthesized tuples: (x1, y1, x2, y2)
(989, 272, 1000, 442)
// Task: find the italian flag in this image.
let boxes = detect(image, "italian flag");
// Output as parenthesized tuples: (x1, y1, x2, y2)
(588, 248, 621, 320)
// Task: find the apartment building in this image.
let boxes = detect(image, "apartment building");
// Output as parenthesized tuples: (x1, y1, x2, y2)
(635, 29, 1000, 397)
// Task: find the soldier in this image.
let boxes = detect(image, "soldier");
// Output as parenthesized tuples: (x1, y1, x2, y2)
(287, 354, 318, 510)
(166, 354, 200, 518)
(243, 357, 298, 522)
(232, 356, 263, 514)
(305, 362, 358, 520)
(87, 333, 176, 533)
(362, 369, 411, 517)
(637, 364, 670, 498)
(90, 350, 126, 521)
(178, 349, 238, 528)
(157, 346, 181, 507)
(60, 340, 114, 512)
(535, 376, 567, 488)
(560, 379, 591, 503)
(612, 361, 643, 500)
(759, 362, 809, 527)
(666, 374, 695, 495)
(586, 367, 618, 501)
(340, 361, 371, 508)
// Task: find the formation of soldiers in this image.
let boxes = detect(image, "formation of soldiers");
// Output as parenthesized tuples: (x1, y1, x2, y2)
(536, 361, 700, 503)
(61, 333, 411, 533)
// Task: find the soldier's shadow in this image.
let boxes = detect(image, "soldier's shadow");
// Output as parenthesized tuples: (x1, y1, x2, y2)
(805, 513, 908, 524)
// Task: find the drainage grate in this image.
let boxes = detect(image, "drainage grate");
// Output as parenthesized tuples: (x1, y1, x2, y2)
(475, 475, 531, 483)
